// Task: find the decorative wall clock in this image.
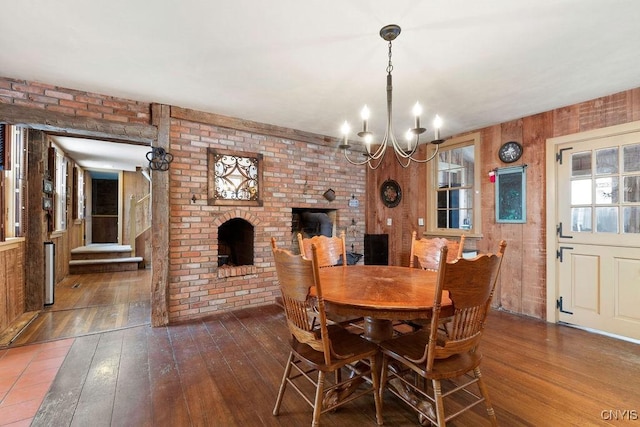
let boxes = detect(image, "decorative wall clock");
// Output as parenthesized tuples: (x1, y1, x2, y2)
(498, 141, 523, 163)
(381, 179, 401, 208)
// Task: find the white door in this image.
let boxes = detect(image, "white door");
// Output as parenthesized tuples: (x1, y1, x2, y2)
(548, 123, 640, 341)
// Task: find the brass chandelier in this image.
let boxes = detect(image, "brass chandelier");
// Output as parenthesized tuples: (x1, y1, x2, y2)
(339, 24, 445, 169)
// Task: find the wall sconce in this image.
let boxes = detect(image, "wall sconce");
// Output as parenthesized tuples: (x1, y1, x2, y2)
(191, 194, 197, 203)
(146, 147, 174, 171)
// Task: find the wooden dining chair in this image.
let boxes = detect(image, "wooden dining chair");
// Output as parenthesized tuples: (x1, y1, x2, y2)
(409, 231, 466, 271)
(379, 240, 506, 427)
(297, 231, 347, 267)
(270, 238, 383, 427)
(298, 231, 363, 330)
(403, 231, 467, 333)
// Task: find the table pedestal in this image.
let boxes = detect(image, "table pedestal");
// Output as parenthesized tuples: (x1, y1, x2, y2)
(363, 317, 394, 342)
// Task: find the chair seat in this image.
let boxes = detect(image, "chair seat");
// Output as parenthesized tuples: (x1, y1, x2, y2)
(291, 326, 378, 371)
(380, 330, 483, 379)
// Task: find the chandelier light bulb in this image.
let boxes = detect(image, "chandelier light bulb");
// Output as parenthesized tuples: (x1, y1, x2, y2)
(361, 105, 370, 120)
(412, 102, 422, 117)
(433, 114, 443, 140)
(340, 121, 351, 147)
(412, 102, 422, 130)
(341, 120, 351, 135)
(364, 133, 373, 154)
(361, 105, 370, 133)
(405, 128, 414, 151)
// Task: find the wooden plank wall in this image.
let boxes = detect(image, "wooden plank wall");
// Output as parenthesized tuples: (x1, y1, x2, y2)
(365, 145, 428, 267)
(367, 87, 640, 320)
(0, 241, 25, 332)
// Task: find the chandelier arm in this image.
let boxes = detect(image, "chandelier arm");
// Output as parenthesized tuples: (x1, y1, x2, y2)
(342, 149, 377, 166)
(407, 141, 441, 163)
(368, 136, 388, 160)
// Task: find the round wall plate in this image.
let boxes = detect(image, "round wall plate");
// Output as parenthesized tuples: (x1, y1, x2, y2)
(381, 179, 401, 208)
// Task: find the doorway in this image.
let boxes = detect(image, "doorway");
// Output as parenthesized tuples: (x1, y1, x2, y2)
(546, 120, 640, 341)
(90, 172, 120, 243)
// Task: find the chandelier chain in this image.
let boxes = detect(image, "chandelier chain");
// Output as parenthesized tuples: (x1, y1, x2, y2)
(386, 40, 393, 74)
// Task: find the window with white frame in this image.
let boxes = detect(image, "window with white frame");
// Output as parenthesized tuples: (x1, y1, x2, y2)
(1, 124, 26, 240)
(72, 166, 85, 220)
(54, 147, 68, 231)
(426, 132, 481, 236)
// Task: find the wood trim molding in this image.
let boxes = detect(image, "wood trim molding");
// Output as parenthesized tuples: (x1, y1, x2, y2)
(0, 102, 157, 144)
(170, 105, 339, 148)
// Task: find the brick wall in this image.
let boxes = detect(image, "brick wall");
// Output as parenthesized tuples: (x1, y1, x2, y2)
(0, 77, 151, 124)
(168, 118, 366, 320)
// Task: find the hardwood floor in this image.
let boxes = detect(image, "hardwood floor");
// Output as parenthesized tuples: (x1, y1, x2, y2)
(23, 296, 640, 426)
(11, 270, 151, 346)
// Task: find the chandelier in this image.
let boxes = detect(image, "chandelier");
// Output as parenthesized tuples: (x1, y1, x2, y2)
(339, 24, 445, 169)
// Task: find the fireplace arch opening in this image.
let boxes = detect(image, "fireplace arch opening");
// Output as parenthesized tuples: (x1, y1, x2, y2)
(218, 218, 254, 267)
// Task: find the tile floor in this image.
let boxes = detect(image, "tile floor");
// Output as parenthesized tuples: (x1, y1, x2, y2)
(0, 339, 74, 426)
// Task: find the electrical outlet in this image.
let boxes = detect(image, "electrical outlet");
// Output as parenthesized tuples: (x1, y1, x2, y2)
(387, 218, 392, 226)
(418, 218, 424, 226)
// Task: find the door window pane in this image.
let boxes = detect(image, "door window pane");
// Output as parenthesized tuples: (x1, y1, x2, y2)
(595, 177, 618, 204)
(571, 179, 592, 204)
(595, 148, 618, 174)
(623, 144, 640, 172)
(623, 176, 640, 203)
(572, 152, 591, 176)
(595, 207, 618, 233)
(623, 207, 640, 233)
(571, 207, 592, 232)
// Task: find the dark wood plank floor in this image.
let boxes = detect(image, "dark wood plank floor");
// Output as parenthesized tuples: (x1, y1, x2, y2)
(11, 270, 151, 346)
(29, 300, 640, 426)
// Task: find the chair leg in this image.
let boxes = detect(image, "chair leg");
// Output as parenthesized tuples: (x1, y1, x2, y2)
(312, 371, 326, 427)
(335, 366, 342, 384)
(432, 379, 446, 427)
(474, 367, 498, 426)
(379, 355, 389, 415)
(369, 356, 383, 425)
(273, 352, 294, 416)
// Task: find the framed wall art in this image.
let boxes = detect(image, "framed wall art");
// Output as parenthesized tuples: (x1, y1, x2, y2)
(43, 179, 53, 194)
(43, 197, 53, 211)
(495, 165, 527, 223)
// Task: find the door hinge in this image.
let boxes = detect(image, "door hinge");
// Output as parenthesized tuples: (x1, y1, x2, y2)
(556, 223, 573, 238)
(556, 296, 574, 315)
(556, 246, 573, 262)
(556, 147, 573, 164)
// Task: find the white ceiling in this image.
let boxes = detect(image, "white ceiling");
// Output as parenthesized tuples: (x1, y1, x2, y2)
(3, 0, 640, 168)
(50, 137, 150, 172)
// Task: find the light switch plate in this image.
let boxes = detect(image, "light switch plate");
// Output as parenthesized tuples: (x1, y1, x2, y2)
(387, 218, 392, 226)
(418, 218, 424, 226)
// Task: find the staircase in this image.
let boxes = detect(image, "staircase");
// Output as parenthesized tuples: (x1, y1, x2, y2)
(69, 244, 143, 274)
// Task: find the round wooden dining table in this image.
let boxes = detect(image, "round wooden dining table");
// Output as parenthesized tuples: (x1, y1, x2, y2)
(317, 265, 452, 341)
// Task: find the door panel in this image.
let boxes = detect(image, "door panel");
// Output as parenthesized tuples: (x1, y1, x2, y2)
(571, 252, 599, 313)
(555, 132, 640, 340)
